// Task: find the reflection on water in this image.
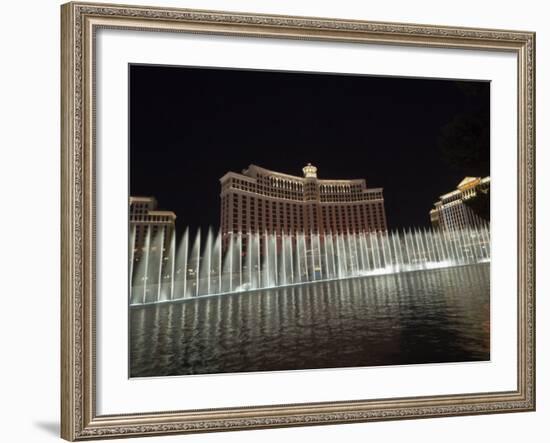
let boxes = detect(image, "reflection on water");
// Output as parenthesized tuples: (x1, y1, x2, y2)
(130, 263, 490, 377)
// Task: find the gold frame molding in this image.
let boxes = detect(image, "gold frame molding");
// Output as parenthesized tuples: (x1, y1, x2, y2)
(61, 2, 536, 440)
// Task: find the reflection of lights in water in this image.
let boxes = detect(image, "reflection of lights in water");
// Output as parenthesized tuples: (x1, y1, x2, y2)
(130, 263, 491, 377)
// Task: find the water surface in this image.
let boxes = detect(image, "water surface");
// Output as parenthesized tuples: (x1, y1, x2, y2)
(130, 263, 490, 377)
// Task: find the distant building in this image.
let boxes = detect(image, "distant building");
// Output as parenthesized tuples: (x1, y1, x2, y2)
(430, 176, 490, 231)
(129, 196, 176, 263)
(219, 164, 387, 243)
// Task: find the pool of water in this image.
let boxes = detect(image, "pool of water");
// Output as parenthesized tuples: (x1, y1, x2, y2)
(130, 263, 490, 377)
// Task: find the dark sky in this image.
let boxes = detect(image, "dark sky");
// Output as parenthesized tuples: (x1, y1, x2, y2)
(130, 64, 489, 234)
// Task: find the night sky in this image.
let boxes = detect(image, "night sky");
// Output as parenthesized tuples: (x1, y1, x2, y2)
(130, 64, 489, 234)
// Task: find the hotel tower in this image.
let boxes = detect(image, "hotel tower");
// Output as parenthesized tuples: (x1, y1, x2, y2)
(129, 196, 176, 263)
(429, 176, 490, 231)
(220, 164, 387, 244)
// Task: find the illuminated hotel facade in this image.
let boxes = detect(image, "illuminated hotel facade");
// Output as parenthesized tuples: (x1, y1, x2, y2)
(429, 176, 490, 231)
(219, 164, 387, 242)
(129, 196, 176, 262)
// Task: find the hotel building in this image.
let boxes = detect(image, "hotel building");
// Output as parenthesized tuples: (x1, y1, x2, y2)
(429, 176, 490, 231)
(129, 196, 176, 262)
(219, 164, 387, 242)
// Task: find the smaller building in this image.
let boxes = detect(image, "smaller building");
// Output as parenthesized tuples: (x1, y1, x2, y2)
(129, 196, 176, 263)
(430, 176, 490, 231)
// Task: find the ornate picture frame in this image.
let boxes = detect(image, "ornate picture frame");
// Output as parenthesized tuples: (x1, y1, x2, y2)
(61, 2, 535, 440)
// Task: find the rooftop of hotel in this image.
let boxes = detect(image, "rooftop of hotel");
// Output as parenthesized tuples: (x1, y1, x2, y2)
(221, 164, 372, 187)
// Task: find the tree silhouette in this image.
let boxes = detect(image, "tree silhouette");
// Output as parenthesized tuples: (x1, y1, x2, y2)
(438, 83, 490, 177)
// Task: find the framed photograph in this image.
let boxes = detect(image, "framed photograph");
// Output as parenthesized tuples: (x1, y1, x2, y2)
(61, 1, 536, 440)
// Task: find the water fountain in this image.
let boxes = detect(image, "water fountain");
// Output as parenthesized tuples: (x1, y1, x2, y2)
(130, 224, 490, 306)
